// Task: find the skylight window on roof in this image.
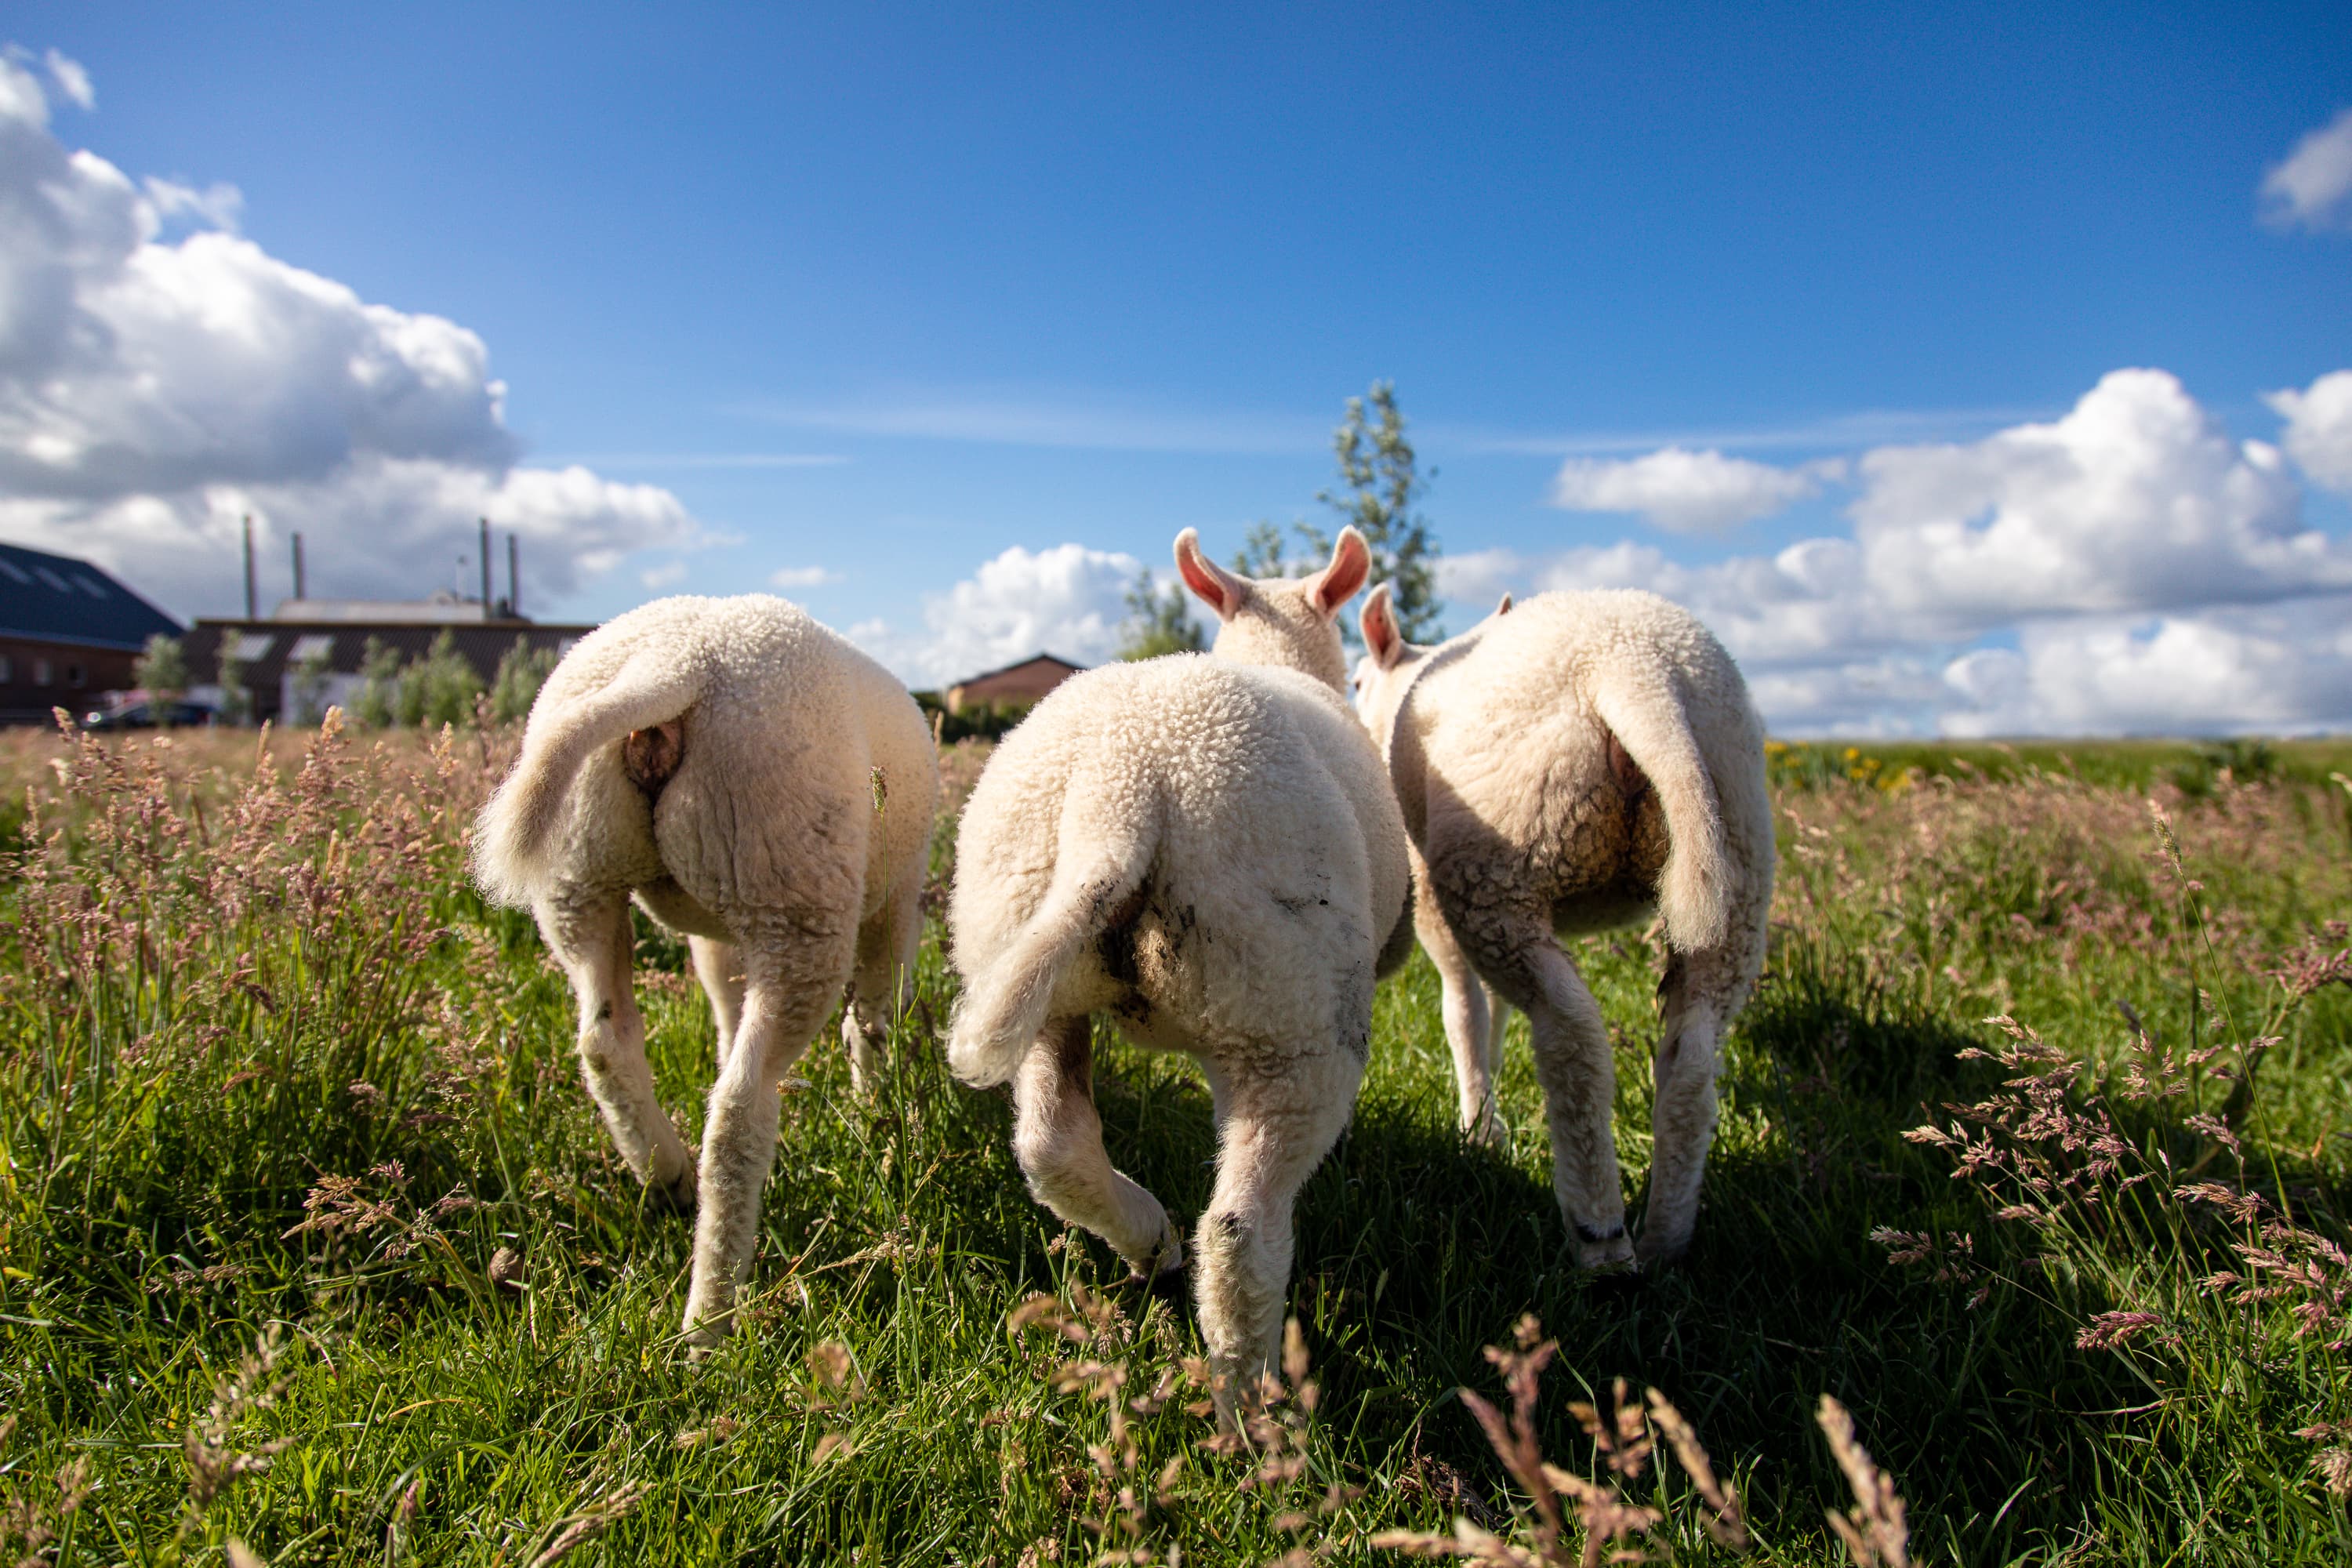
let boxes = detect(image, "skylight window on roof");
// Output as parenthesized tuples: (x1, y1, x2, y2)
(230, 633, 274, 662)
(34, 566, 71, 592)
(288, 634, 335, 662)
(72, 575, 110, 597)
(0, 559, 30, 584)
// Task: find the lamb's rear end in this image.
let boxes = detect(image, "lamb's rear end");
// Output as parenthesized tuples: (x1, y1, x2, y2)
(474, 594, 938, 1350)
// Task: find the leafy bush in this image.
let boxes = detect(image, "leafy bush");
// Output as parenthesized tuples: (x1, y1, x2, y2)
(488, 635, 557, 723)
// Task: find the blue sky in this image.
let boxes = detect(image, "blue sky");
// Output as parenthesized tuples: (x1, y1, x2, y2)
(5, 4, 2350, 731)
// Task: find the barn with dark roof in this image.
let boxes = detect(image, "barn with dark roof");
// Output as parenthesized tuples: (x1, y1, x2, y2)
(0, 541, 183, 724)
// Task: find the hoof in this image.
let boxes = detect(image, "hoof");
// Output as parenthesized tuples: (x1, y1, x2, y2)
(1462, 1112, 1508, 1150)
(1584, 1261, 1644, 1300)
(1124, 1261, 1189, 1308)
(1634, 1236, 1690, 1271)
(680, 1316, 731, 1361)
(647, 1169, 699, 1214)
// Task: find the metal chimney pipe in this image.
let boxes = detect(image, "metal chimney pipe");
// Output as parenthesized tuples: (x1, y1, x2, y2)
(291, 532, 306, 601)
(478, 517, 493, 617)
(507, 532, 520, 619)
(242, 515, 256, 619)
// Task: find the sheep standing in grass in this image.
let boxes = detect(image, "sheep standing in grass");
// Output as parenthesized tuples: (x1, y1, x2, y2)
(948, 528, 1410, 1417)
(1352, 585, 1772, 1270)
(473, 595, 938, 1347)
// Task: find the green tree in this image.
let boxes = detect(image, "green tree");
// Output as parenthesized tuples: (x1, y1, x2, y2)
(394, 630, 485, 728)
(1228, 521, 1306, 580)
(1306, 380, 1443, 643)
(1220, 384, 1445, 646)
(290, 643, 334, 728)
(215, 642, 253, 726)
(489, 637, 557, 722)
(132, 633, 191, 724)
(1116, 571, 1207, 660)
(132, 633, 189, 700)
(351, 637, 403, 728)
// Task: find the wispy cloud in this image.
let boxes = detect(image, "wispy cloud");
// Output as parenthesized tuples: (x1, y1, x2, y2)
(769, 564, 843, 589)
(739, 389, 1329, 455)
(1448, 404, 2051, 458)
(2260, 107, 2352, 231)
(42, 48, 92, 109)
(545, 452, 850, 470)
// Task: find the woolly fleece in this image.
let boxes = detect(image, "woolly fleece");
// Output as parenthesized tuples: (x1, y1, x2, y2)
(1355, 585, 1773, 1269)
(474, 593, 938, 1346)
(947, 530, 1409, 1418)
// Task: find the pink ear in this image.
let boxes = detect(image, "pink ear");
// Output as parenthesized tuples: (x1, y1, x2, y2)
(1174, 528, 1244, 621)
(1361, 582, 1406, 670)
(1309, 527, 1373, 619)
(1496, 592, 1513, 616)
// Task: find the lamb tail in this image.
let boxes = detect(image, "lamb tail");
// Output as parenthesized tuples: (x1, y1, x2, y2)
(1592, 673, 1732, 953)
(471, 647, 703, 909)
(946, 804, 1155, 1089)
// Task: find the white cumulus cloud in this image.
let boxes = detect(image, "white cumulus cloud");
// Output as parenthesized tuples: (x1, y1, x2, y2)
(1548, 446, 1833, 533)
(2260, 107, 2352, 230)
(1939, 598, 2352, 739)
(1850, 368, 2336, 629)
(0, 53, 695, 618)
(848, 543, 1140, 690)
(2266, 369, 2352, 495)
(1474, 369, 2352, 737)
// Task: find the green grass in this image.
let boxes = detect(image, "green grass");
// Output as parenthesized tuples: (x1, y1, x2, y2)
(1, 723, 2347, 1565)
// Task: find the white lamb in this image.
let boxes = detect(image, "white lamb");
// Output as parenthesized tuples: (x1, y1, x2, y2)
(947, 528, 1411, 1416)
(473, 594, 939, 1346)
(1351, 584, 1773, 1270)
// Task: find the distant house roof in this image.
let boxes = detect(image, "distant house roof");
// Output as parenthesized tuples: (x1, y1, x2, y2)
(183, 618, 597, 688)
(948, 652, 1086, 688)
(0, 540, 183, 650)
(270, 592, 510, 624)
(943, 652, 1087, 714)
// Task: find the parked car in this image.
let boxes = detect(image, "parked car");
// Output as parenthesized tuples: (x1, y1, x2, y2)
(78, 696, 219, 731)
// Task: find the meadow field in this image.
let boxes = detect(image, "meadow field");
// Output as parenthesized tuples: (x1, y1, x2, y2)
(0, 719, 2347, 1566)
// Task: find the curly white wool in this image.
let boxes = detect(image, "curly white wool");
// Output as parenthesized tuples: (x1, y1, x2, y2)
(1354, 583, 1773, 1271)
(473, 593, 938, 1348)
(946, 528, 1410, 1421)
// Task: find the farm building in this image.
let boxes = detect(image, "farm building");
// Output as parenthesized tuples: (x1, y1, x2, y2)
(944, 652, 1084, 714)
(0, 541, 185, 725)
(183, 594, 595, 727)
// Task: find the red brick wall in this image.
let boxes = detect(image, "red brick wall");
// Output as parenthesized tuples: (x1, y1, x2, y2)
(0, 639, 142, 724)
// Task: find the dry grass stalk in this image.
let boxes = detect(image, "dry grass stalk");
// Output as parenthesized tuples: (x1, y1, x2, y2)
(1370, 1316, 1740, 1568)
(1816, 1396, 1907, 1568)
(0, 1415, 95, 1568)
(184, 1327, 296, 1511)
(528, 1481, 647, 1566)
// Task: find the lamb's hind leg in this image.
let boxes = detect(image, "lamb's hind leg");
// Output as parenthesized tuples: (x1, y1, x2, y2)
(1479, 930, 1633, 1271)
(681, 919, 855, 1348)
(539, 888, 696, 1210)
(1637, 943, 1748, 1265)
(1193, 1045, 1361, 1426)
(842, 866, 924, 1093)
(1011, 1018, 1181, 1281)
(689, 935, 746, 1076)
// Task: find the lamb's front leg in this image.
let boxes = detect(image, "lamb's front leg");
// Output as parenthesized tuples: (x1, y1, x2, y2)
(1638, 946, 1744, 1266)
(1192, 1047, 1360, 1428)
(1011, 1018, 1181, 1281)
(689, 935, 746, 1076)
(1483, 936, 1634, 1272)
(1415, 898, 1504, 1146)
(841, 866, 925, 1093)
(540, 889, 696, 1210)
(681, 935, 848, 1350)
